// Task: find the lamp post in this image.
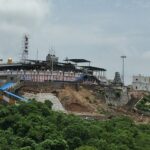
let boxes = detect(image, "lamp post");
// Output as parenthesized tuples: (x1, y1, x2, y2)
(50, 48, 55, 81)
(121, 55, 127, 85)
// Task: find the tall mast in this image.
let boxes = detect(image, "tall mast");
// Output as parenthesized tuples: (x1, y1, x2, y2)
(21, 34, 29, 63)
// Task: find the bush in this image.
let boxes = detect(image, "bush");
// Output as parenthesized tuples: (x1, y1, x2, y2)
(0, 101, 149, 150)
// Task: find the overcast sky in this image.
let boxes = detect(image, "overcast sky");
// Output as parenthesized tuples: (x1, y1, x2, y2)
(0, 0, 150, 84)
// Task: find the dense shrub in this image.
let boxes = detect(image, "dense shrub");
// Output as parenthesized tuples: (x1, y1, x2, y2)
(136, 96, 150, 112)
(0, 101, 149, 150)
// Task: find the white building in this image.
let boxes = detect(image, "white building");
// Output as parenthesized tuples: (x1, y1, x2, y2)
(132, 75, 150, 91)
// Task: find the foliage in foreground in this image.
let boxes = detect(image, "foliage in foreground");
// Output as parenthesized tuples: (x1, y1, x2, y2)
(136, 95, 150, 112)
(0, 100, 149, 150)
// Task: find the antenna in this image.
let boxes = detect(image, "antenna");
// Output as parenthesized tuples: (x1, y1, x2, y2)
(36, 49, 39, 60)
(51, 46, 54, 55)
(21, 34, 29, 63)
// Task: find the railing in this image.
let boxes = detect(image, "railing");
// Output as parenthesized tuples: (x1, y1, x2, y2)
(0, 71, 107, 84)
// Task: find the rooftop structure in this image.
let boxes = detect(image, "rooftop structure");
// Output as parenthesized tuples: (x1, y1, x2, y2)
(81, 66, 106, 72)
(64, 58, 91, 64)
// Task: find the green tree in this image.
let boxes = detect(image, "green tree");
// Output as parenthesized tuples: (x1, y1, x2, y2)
(75, 146, 97, 150)
(45, 100, 53, 109)
(37, 139, 68, 150)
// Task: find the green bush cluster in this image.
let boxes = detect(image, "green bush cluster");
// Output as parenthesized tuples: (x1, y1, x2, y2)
(136, 96, 150, 112)
(0, 100, 149, 150)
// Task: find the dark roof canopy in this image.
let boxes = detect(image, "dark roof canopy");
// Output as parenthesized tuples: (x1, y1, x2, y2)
(64, 59, 91, 63)
(81, 66, 106, 71)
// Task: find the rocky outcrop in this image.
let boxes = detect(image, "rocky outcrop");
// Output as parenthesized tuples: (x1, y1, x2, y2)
(105, 86, 129, 106)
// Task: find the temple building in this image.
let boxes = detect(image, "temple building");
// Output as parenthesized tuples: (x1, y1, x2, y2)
(132, 75, 150, 91)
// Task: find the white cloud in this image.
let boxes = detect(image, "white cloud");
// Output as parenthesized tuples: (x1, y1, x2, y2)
(0, 0, 50, 18)
(0, 0, 51, 31)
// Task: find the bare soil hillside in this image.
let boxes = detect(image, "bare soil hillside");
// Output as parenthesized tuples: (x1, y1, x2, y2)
(58, 86, 106, 113)
(21, 85, 150, 123)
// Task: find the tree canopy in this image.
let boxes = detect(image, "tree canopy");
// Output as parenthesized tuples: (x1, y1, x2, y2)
(0, 100, 149, 150)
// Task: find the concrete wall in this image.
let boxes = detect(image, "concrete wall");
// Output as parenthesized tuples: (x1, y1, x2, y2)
(23, 81, 80, 91)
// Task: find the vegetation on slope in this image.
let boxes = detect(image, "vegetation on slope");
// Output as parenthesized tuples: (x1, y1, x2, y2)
(136, 95, 150, 112)
(0, 100, 149, 150)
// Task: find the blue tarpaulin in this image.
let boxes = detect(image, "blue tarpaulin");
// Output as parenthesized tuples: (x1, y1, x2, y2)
(0, 82, 28, 102)
(4, 91, 28, 102)
(0, 82, 15, 91)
